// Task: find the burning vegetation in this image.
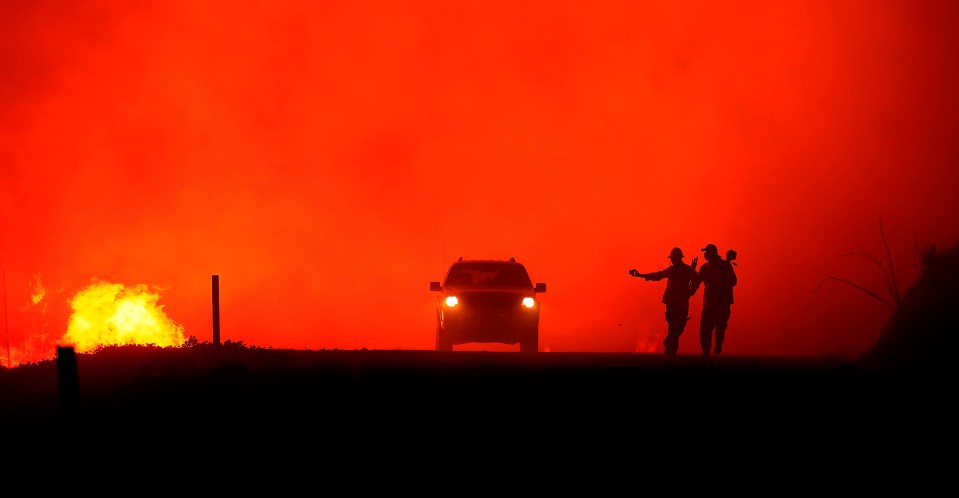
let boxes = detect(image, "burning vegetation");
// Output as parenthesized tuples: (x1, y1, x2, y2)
(2, 277, 186, 367)
(61, 279, 185, 353)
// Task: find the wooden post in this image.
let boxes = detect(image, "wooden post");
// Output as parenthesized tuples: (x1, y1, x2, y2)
(212, 274, 220, 346)
(56, 346, 80, 418)
(2, 270, 9, 368)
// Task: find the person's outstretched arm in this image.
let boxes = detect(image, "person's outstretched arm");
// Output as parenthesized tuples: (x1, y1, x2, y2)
(638, 268, 669, 281)
(629, 268, 654, 280)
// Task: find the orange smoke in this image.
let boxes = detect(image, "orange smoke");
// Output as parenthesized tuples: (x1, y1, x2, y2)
(60, 279, 186, 353)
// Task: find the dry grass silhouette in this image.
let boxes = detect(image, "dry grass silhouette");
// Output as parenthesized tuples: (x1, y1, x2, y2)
(861, 242, 956, 372)
(814, 219, 905, 311)
(814, 219, 953, 372)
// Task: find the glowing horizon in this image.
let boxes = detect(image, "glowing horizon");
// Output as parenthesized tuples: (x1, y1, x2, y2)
(3, 1, 959, 365)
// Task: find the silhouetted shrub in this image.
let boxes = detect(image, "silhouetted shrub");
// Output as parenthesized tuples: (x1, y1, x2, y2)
(860, 243, 958, 373)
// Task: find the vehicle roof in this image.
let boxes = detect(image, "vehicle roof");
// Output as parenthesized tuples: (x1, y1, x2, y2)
(450, 257, 524, 265)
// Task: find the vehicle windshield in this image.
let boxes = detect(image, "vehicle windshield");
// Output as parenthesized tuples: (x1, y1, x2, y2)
(445, 262, 533, 287)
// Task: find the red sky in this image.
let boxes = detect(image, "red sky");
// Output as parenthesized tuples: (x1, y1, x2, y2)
(3, 0, 958, 363)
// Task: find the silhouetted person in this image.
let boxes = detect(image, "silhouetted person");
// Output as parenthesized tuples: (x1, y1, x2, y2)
(690, 243, 737, 355)
(629, 247, 698, 355)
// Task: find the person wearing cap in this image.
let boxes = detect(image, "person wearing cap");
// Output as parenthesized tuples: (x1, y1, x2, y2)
(689, 243, 738, 356)
(629, 247, 698, 356)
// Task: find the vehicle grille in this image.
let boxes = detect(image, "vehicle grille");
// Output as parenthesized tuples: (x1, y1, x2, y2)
(460, 293, 521, 310)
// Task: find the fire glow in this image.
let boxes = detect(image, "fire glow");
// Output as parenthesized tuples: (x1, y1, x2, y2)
(60, 280, 185, 353)
(30, 275, 45, 306)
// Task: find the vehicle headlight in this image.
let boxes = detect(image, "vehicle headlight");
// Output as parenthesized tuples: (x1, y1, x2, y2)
(445, 296, 459, 308)
(522, 297, 535, 308)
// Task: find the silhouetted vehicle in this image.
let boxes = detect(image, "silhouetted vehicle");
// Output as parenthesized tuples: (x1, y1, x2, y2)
(429, 257, 546, 352)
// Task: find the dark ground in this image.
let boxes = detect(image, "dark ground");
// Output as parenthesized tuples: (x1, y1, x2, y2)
(0, 345, 951, 485)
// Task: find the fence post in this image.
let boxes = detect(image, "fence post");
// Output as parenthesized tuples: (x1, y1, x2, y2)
(56, 346, 80, 419)
(212, 274, 220, 346)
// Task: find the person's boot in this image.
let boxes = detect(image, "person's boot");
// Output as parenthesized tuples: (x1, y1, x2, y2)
(664, 341, 677, 356)
(714, 343, 723, 355)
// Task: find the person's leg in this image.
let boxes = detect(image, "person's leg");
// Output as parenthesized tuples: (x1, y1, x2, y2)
(713, 325, 725, 354)
(662, 308, 675, 354)
(664, 302, 688, 355)
(700, 306, 716, 355)
(664, 326, 679, 355)
(714, 306, 731, 354)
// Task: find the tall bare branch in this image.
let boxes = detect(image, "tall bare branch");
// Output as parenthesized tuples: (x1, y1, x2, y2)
(813, 277, 896, 310)
(816, 218, 903, 313)
(879, 219, 901, 306)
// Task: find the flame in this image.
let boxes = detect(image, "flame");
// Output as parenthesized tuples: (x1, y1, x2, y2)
(30, 274, 45, 306)
(633, 324, 663, 353)
(60, 279, 186, 353)
(634, 338, 660, 353)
